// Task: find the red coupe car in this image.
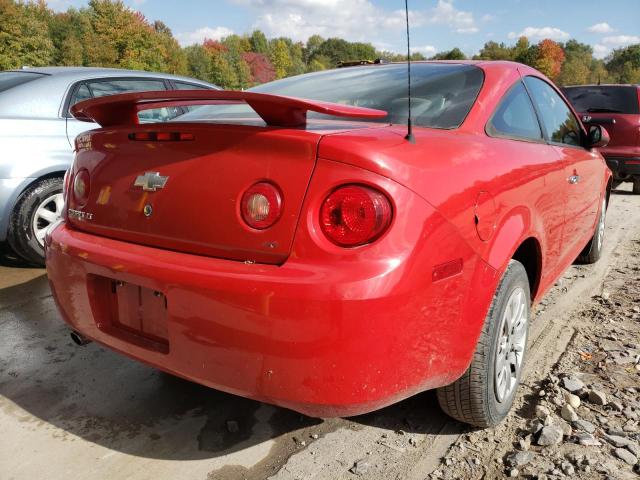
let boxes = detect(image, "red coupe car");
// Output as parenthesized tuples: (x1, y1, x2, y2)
(45, 61, 611, 427)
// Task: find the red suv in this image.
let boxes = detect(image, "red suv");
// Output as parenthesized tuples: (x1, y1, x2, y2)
(563, 84, 640, 193)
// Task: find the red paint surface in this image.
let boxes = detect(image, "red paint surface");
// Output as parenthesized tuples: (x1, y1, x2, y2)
(47, 61, 610, 417)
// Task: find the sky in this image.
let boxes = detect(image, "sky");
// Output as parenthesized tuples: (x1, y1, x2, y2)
(46, 0, 640, 59)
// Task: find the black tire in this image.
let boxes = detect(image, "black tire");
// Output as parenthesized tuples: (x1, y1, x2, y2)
(576, 196, 606, 264)
(7, 177, 64, 266)
(437, 260, 530, 427)
(633, 178, 640, 195)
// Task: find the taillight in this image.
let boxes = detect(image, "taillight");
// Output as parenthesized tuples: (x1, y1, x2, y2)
(320, 184, 392, 247)
(73, 169, 90, 206)
(128, 132, 194, 141)
(241, 182, 283, 229)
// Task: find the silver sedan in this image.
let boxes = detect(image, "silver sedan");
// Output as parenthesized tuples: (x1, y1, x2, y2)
(0, 67, 218, 264)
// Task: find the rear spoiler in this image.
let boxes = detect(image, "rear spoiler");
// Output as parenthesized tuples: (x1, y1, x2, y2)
(70, 90, 387, 128)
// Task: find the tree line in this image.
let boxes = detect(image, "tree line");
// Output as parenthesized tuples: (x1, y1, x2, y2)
(1, 0, 639, 89)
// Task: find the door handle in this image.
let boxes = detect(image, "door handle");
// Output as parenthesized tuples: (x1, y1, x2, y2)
(568, 175, 581, 184)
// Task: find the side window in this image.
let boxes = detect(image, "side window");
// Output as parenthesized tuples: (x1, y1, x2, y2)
(174, 82, 210, 90)
(524, 77, 581, 147)
(87, 79, 167, 97)
(86, 79, 179, 124)
(69, 83, 92, 107)
(487, 81, 542, 141)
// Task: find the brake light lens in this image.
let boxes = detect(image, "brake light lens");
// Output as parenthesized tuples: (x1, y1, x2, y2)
(73, 169, 90, 206)
(241, 182, 283, 229)
(320, 185, 392, 247)
(128, 132, 194, 141)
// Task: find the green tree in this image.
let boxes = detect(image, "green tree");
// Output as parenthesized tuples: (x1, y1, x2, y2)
(270, 39, 292, 79)
(0, 0, 54, 69)
(304, 34, 324, 62)
(475, 41, 512, 60)
(557, 40, 593, 85)
(287, 42, 306, 76)
(606, 44, 640, 83)
(432, 47, 466, 60)
(184, 44, 211, 81)
(306, 54, 331, 72)
(249, 30, 269, 55)
(154, 21, 188, 74)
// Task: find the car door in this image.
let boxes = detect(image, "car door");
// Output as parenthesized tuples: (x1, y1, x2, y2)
(65, 77, 170, 147)
(524, 76, 601, 260)
(486, 79, 567, 275)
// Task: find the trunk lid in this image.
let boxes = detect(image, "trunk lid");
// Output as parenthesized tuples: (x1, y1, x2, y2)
(68, 122, 378, 264)
(68, 124, 321, 264)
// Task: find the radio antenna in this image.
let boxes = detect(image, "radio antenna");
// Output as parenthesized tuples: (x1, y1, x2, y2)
(404, 0, 415, 143)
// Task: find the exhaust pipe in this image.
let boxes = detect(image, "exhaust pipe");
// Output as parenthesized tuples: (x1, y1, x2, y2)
(70, 330, 91, 346)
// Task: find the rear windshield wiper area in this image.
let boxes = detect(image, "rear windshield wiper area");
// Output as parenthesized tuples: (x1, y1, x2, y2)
(586, 108, 623, 113)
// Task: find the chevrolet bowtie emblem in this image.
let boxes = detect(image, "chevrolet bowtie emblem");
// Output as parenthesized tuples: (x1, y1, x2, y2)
(134, 172, 168, 192)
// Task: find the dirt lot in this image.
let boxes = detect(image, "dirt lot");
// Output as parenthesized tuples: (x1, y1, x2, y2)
(1, 184, 639, 480)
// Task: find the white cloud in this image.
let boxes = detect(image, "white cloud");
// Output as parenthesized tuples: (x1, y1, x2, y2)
(507, 26, 570, 41)
(231, 0, 478, 43)
(587, 22, 615, 34)
(427, 0, 478, 34)
(590, 35, 639, 59)
(231, 0, 410, 42)
(602, 35, 640, 46)
(411, 45, 437, 56)
(175, 26, 234, 46)
(481, 14, 495, 22)
(593, 44, 609, 59)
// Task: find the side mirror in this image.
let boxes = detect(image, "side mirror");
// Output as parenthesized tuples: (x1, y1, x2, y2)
(585, 124, 610, 148)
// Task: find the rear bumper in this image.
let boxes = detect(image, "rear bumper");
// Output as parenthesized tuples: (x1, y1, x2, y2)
(45, 222, 496, 417)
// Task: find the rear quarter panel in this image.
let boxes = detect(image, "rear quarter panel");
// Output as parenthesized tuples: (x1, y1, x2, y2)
(318, 63, 601, 303)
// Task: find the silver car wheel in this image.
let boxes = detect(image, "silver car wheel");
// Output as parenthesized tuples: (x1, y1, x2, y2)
(32, 193, 64, 246)
(596, 197, 606, 251)
(494, 286, 528, 403)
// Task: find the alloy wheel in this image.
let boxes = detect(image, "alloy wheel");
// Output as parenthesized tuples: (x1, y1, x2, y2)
(494, 286, 528, 403)
(32, 193, 64, 247)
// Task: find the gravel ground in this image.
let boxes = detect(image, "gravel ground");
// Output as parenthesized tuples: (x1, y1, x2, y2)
(432, 232, 640, 479)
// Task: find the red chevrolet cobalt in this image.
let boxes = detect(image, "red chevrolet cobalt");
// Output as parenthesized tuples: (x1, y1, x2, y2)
(46, 61, 611, 427)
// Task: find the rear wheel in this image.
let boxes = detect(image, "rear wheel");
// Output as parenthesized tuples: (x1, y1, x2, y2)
(576, 196, 606, 264)
(8, 177, 64, 266)
(437, 260, 530, 427)
(633, 178, 640, 195)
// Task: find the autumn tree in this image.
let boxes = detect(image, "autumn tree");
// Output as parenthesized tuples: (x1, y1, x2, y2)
(153, 21, 188, 75)
(242, 52, 275, 84)
(534, 39, 565, 79)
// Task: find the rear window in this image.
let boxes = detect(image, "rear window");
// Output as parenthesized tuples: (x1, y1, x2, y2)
(178, 63, 484, 129)
(562, 86, 639, 114)
(0, 71, 46, 93)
